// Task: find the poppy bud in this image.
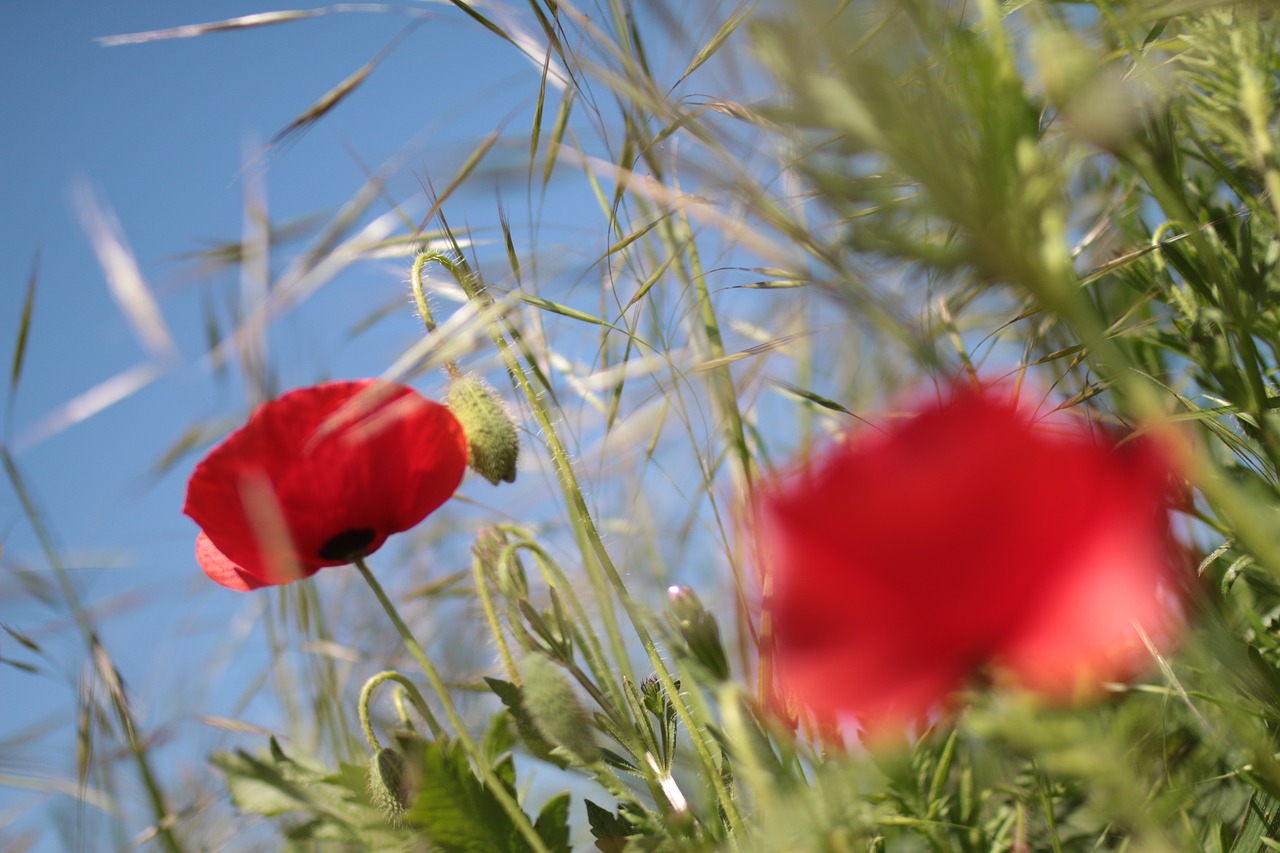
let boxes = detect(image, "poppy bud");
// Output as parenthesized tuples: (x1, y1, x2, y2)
(518, 653, 599, 766)
(367, 747, 413, 825)
(446, 376, 520, 485)
(666, 585, 730, 681)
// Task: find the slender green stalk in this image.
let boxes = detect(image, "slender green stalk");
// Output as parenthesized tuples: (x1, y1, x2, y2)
(353, 557, 549, 853)
(494, 536, 616, 709)
(410, 251, 461, 380)
(420, 252, 748, 837)
(358, 670, 443, 751)
(470, 554, 520, 684)
(418, 252, 635, 694)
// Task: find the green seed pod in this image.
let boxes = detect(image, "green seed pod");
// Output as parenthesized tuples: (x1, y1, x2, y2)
(666, 585, 730, 681)
(446, 376, 520, 485)
(367, 747, 413, 825)
(518, 653, 599, 766)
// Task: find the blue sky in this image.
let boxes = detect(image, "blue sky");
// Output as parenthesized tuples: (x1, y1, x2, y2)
(0, 1, 779, 846)
(0, 1, 587, 844)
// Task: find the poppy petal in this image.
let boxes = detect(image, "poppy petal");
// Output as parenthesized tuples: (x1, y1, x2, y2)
(184, 380, 469, 589)
(196, 531, 266, 591)
(998, 462, 1183, 697)
(757, 381, 1187, 733)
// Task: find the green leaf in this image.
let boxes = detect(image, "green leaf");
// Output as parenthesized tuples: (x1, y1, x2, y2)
(585, 799, 635, 853)
(494, 753, 518, 794)
(1232, 790, 1280, 852)
(212, 749, 325, 819)
(406, 738, 524, 853)
(533, 792, 572, 853)
(485, 676, 565, 767)
(482, 707, 516, 763)
(213, 741, 412, 848)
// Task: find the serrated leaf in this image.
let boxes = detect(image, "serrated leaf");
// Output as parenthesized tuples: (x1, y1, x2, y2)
(485, 676, 565, 767)
(599, 748, 640, 775)
(212, 743, 401, 846)
(482, 708, 516, 762)
(212, 749, 321, 818)
(494, 753, 517, 793)
(534, 792, 572, 853)
(406, 739, 523, 853)
(586, 799, 635, 853)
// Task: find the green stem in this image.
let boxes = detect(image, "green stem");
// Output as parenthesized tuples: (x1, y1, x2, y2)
(358, 670, 443, 753)
(420, 253, 748, 837)
(392, 687, 414, 729)
(495, 536, 618, 712)
(470, 554, 520, 684)
(422, 252, 636, 697)
(410, 250, 461, 380)
(353, 557, 549, 853)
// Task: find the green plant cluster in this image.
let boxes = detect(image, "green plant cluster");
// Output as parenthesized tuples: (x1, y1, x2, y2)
(10, 0, 1280, 850)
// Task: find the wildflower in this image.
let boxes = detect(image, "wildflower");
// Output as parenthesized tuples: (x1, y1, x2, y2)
(184, 380, 467, 591)
(757, 381, 1185, 734)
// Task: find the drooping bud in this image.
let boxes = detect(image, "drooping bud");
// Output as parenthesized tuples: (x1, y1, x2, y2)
(518, 653, 599, 766)
(367, 747, 413, 825)
(446, 375, 520, 485)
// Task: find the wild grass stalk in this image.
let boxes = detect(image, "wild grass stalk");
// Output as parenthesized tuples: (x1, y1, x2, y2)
(8, 0, 1280, 849)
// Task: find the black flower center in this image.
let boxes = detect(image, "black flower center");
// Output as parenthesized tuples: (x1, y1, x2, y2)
(318, 528, 376, 562)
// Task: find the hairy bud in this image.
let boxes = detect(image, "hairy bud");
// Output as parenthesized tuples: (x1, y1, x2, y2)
(446, 376, 520, 485)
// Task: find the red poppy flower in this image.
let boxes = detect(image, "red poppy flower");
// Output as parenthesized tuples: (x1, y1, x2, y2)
(757, 381, 1186, 735)
(184, 380, 467, 591)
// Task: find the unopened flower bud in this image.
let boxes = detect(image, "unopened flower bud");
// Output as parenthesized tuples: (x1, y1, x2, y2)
(367, 747, 413, 825)
(666, 585, 730, 681)
(518, 653, 599, 765)
(446, 376, 520, 485)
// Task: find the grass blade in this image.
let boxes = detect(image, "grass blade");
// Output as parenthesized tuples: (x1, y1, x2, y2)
(674, 0, 758, 88)
(270, 23, 421, 149)
(73, 184, 178, 364)
(413, 130, 501, 236)
(8, 249, 39, 405)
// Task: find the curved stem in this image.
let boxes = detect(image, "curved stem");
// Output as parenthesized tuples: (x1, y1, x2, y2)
(392, 686, 414, 729)
(495, 536, 618, 712)
(420, 254, 747, 837)
(410, 251, 461, 379)
(353, 557, 549, 853)
(358, 670, 444, 753)
(471, 553, 520, 684)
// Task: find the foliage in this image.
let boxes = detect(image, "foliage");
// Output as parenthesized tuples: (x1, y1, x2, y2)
(8, 0, 1280, 851)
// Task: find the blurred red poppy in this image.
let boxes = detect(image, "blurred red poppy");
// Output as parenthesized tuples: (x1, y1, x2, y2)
(757, 381, 1186, 735)
(184, 380, 467, 591)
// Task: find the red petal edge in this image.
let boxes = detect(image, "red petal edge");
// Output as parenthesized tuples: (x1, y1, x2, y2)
(196, 531, 266, 592)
